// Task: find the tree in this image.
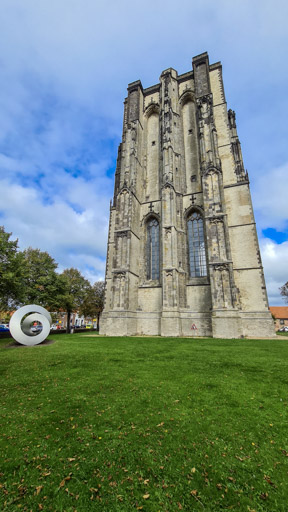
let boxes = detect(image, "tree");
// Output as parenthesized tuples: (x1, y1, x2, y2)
(0, 226, 24, 310)
(20, 248, 64, 310)
(280, 282, 288, 302)
(80, 281, 105, 330)
(59, 268, 91, 333)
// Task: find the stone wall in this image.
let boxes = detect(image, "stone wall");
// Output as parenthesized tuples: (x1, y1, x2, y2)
(100, 53, 275, 339)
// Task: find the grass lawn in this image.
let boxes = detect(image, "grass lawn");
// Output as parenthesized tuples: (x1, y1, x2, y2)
(0, 334, 288, 511)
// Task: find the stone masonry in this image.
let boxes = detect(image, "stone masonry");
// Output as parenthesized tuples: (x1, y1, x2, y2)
(100, 52, 275, 338)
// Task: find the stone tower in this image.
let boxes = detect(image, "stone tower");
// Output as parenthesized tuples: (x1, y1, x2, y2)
(100, 52, 275, 338)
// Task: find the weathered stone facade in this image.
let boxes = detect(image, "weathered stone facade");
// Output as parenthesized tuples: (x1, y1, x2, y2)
(100, 52, 275, 338)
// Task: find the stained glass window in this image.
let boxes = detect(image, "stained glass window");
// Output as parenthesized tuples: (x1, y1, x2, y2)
(147, 218, 160, 280)
(187, 212, 207, 277)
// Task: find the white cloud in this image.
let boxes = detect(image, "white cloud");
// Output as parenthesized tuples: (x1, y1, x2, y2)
(0, 178, 110, 282)
(0, 0, 287, 303)
(260, 238, 288, 306)
(252, 162, 288, 232)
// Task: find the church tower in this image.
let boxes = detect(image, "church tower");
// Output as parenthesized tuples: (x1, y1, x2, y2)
(100, 52, 275, 338)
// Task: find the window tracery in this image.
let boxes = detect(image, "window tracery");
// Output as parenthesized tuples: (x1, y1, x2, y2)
(146, 217, 160, 280)
(187, 211, 207, 277)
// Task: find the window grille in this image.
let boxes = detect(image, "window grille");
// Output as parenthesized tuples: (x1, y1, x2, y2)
(147, 218, 160, 280)
(187, 212, 207, 277)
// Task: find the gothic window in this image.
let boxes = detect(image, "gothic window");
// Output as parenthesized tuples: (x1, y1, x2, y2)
(146, 217, 160, 280)
(187, 212, 207, 277)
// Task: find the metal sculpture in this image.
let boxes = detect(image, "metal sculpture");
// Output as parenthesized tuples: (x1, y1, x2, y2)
(9, 305, 52, 346)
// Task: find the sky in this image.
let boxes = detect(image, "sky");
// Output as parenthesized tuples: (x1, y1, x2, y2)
(0, 0, 287, 306)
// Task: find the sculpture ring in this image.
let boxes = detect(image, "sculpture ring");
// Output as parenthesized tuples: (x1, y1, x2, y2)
(9, 305, 52, 346)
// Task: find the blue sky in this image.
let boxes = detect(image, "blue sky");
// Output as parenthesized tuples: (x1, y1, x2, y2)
(0, 0, 287, 305)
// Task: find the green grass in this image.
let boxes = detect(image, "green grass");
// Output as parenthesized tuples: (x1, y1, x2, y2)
(277, 331, 288, 337)
(0, 334, 288, 512)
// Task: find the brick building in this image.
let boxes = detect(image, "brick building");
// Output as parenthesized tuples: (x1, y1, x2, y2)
(100, 52, 275, 338)
(269, 307, 288, 331)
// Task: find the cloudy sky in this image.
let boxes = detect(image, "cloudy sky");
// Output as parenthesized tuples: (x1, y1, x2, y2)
(0, 0, 287, 305)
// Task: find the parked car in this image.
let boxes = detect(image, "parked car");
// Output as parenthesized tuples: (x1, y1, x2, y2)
(31, 325, 43, 333)
(0, 324, 9, 332)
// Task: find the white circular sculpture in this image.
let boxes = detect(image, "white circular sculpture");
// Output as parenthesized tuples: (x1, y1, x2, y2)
(9, 305, 52, 346)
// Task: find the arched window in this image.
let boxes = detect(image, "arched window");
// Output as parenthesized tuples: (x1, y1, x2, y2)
(187, 211, 207, 277)
(146, 218, 160, 280)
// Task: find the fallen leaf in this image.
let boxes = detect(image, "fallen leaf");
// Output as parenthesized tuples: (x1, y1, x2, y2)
(264, 475, 277, 488)
(190, 490, 198, 496)
(35, 486, 43, 495)
(59, 474, 72, 487)
(143, 493, 150, 499)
